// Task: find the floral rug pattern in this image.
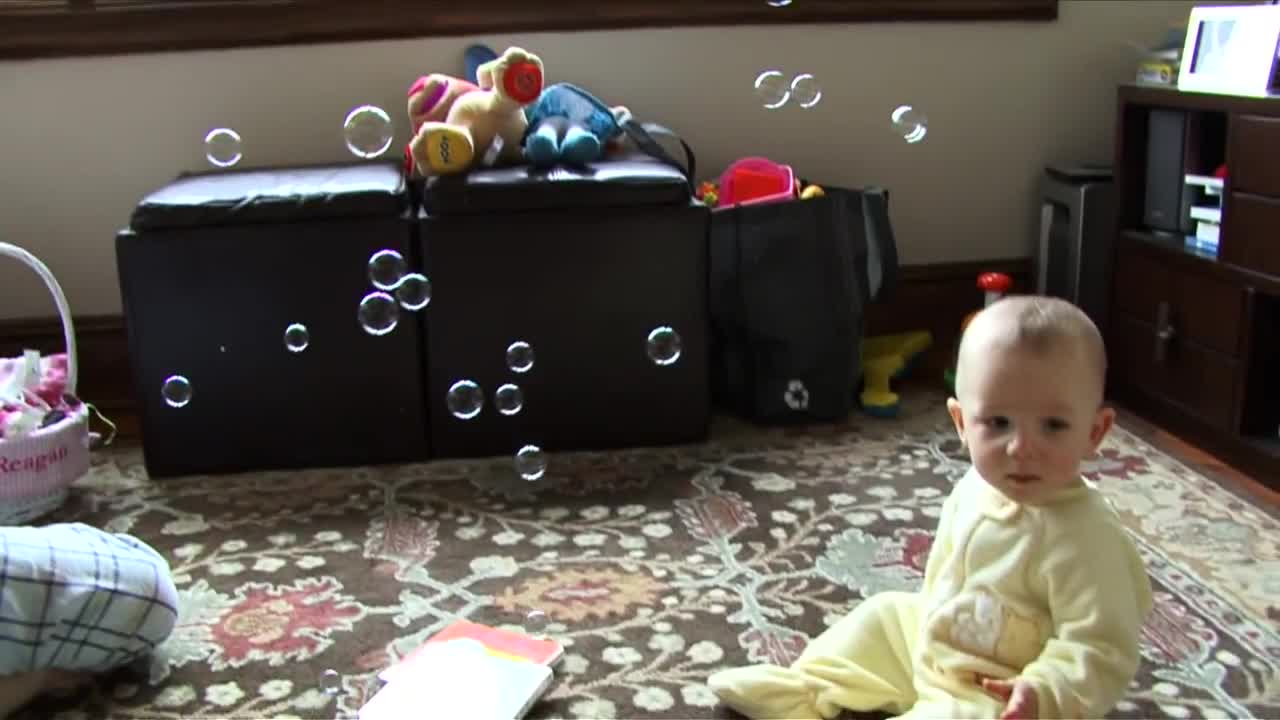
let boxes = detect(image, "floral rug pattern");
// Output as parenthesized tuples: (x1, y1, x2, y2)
(18, 390, 1280, 720)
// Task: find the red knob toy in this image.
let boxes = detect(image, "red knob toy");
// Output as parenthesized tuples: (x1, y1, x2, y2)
(977, 272, 1012, 293)
(503, 61, 543, 104)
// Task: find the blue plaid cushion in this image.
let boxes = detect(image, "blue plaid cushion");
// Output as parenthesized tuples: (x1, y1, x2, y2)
(0, 523, 178, 674)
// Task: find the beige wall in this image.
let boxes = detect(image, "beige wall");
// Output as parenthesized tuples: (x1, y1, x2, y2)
(0, 0, 1204, 320)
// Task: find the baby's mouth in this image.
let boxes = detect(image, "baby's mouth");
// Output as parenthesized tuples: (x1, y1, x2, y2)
(1007, 473, 1041, 485)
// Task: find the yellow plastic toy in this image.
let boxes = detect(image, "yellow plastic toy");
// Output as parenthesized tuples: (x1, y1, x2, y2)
(860, 330, 933, 418)
(799, 184, 825, 200)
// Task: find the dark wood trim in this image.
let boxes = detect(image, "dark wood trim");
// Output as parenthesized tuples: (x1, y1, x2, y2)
(0, 257, 1031, 444)
(1119, 82, 1280, 117)
(865, 256, 1034, 378)
(2, 0, 1058, 61)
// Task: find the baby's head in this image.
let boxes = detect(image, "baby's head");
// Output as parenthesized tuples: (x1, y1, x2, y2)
(946, 295, 1114, 504)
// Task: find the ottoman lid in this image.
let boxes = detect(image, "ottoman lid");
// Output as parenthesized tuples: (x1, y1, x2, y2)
(420, 154, 691, 216)
(130, 161, 408, 231)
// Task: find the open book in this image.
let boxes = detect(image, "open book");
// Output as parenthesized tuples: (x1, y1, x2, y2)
(360, 620, 562, 720)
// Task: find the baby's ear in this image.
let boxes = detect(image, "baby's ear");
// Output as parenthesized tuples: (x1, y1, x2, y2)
(946, 398, 966, 446)
(1089, 406, 1116, 449)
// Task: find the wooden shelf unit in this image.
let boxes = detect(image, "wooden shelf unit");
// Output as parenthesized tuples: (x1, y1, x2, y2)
(1109, 83, 1280, 487)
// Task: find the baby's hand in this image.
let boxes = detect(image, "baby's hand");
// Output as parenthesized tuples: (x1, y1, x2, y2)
(981, 676, 1038, 720)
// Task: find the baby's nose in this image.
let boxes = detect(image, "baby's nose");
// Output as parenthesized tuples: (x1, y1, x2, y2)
(1005, 431, 1038, 458)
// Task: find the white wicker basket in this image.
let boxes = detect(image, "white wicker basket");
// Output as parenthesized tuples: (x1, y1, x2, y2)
(0, 242, 91, 525)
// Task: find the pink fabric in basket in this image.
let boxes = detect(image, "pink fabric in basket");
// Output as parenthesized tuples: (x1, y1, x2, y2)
(0, 407, 90, 501)
(0, 353, 78, 441)
(0, 353, 69, 409)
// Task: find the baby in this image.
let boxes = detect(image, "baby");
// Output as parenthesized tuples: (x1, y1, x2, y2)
(0, 523, 179, 718)
(708, 295, 1154, 719)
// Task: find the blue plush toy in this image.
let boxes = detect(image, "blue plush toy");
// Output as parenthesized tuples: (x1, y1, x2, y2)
(522, 82, 629, 168)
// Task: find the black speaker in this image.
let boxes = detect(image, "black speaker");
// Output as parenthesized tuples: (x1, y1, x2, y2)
(1143, 109, 1195, 234)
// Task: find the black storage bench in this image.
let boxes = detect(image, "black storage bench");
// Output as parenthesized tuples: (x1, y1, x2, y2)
(417, 156, 711, 460)
(116, 162, 429, 478)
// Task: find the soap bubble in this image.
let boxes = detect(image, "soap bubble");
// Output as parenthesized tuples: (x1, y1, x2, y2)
(785, 379, 810, 411)
(343, 104, 394, 159)
(495, 383, 524, 416)
(447, 380, 484, 420)
(646, 326, 683, 366)
(319, 668, 341, 695)
(367, 249, 407, 291)
(524, 609, 549, 636)
(396, 273, 431, 311)
(358, 291, 398, 336)
(515, 444, 547, 481)
(284, 323, 310, 353)
(506, 341, 535, 374)
(790, 73, 823, 109)
(161, 375, 192, 408)
(204, 128, 242, 168)
(767, 0, 793, 5)
(753, 70, 789, 109)
(891, 104, 929, 144)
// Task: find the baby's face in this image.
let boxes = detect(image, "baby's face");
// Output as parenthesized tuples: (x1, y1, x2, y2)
(947, 341, 1113, 505)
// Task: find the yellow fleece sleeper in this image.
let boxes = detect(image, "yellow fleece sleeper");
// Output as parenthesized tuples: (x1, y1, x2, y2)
(707, 467, 1154, 719)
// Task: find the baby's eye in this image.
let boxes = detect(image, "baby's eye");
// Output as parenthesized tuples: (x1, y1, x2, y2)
(1044, 418, 1071, 432)
(981, 416, 1011, 431)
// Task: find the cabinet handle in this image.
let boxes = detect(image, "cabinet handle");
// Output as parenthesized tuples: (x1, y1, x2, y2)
(1154, 301, 1176, 364)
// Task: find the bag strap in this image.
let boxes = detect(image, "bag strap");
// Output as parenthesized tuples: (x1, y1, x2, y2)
(859, 187, 899, 302)
(619, 114, 697, 185)
(728, 201, 759, 417)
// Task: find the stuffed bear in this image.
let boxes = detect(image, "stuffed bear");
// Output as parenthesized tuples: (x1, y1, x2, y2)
(408, 46, 544, 176)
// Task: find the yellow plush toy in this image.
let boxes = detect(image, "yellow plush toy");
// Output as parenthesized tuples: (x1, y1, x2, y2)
(408, 46, 545, 176)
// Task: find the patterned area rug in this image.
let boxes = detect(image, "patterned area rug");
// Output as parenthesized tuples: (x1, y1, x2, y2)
(17, 389, 1279, 720)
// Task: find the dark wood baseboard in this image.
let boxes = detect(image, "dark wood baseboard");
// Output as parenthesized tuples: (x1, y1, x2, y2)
(0, 257, 1032, 445)
(864, 257, 1034, 377)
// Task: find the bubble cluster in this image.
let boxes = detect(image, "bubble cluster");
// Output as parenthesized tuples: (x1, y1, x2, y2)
(753, 71, 822, 109)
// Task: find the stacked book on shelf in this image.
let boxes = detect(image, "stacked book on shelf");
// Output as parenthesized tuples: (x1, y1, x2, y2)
(1185, 172, 1224, 255)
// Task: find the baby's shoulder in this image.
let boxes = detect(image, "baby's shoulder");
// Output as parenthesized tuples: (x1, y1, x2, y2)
(1035, 487, 1136, 557)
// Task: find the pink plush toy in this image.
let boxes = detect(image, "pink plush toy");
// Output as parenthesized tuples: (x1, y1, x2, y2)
(403, 73, 480, 176)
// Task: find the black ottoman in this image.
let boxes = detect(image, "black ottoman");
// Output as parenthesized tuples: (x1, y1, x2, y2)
(116, 161, 428, 477)
(417, 156, 710, 461)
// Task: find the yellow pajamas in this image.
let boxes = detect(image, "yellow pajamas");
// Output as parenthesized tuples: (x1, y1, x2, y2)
(708, 468, 1154, 719)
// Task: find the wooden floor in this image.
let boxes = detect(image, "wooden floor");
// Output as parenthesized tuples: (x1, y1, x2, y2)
(1114, 406, 1280, 514)
(98, 400, 1278, 514)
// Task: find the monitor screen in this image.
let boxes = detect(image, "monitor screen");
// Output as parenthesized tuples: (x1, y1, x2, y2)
(1190, 19, 1238, 75)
